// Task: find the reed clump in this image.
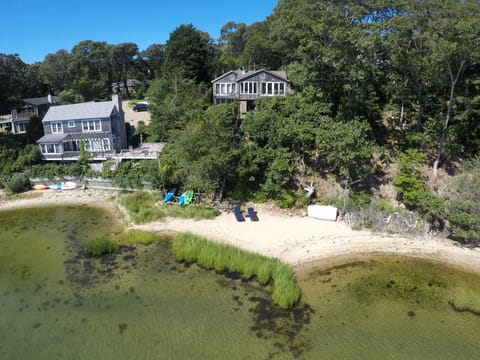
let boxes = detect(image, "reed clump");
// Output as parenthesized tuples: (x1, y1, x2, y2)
(118, 229, 172, 244)
(172, 232, 300, 309)
(84, 235, 119, 256)
(450, 288, 480, 316)
(120, 192, 164, 223)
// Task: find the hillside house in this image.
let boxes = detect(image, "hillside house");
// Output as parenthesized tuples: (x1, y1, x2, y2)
(211, 69, 289, 114)
(36, 95, 127, 161)
(0, 95, 58, 134)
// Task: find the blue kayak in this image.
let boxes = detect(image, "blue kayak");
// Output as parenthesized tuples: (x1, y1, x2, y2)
(163, 188, 176, 203)
(178, 192, 186, 206)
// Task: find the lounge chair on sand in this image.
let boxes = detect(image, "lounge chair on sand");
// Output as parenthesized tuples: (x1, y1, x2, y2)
(233, 205, 245, 222)
(247, 207, 259, 221)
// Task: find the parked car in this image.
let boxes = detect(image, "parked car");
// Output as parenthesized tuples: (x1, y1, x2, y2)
(133, 102, 148, 112)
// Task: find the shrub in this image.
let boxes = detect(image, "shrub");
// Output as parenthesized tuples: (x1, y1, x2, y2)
(447, 158, 480, 244)
(393, 149, 445, 225)
(84, 235, 119, 256)
(3, 173, 31, 194)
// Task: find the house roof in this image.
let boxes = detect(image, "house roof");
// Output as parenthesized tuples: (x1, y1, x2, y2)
(23, 95, 58, 107)
(37, 133, 70, 143)
(112, 79, 142, 89)
(211, 69, 289, 83)
(42, 101, 115, 122)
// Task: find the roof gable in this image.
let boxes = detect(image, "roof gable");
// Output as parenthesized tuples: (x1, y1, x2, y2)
(211, 70, 245, 83)
(238, 69, 289, 82)
(42, 101, 115, 122)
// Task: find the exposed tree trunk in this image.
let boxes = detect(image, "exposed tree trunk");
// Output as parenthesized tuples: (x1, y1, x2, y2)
(433, 60, 465, 178)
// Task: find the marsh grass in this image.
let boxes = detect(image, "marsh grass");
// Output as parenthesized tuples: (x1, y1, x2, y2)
(120, 191, 220, 224)
(84, 235, 119, 256)
(172, 232, 300, 309)
(119, 229, 172, 244)
(451, 288, 480, 316)
(120, 192, 164, 223)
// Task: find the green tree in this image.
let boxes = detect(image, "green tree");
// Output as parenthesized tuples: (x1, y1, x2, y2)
(146, 75, 210, 141)
(0, 53, 29, 113)
(163, 24, 214, 83)
(37, 49, 72, 94)
(68, 40, 114, 100)
(158, 103, 237, 193)
(111, 43, 140, 98)
(141, 44, 165, 79)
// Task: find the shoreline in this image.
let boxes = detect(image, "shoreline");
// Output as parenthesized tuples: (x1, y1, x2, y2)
(1, 189, 480, 276)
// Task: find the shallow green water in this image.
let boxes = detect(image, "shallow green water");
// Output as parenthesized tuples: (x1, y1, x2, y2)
(1, 206, 480, 359)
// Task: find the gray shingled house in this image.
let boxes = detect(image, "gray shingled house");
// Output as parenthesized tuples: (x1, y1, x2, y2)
(211, 69, 289, 114)
(36, 95, 127, 161)
(0, 95, 58, 134)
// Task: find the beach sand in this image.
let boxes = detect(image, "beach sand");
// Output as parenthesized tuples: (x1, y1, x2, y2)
(2, 189, 480, 274)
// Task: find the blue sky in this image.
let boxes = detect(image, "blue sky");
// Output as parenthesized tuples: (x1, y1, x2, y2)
(1, 0, 278, 64)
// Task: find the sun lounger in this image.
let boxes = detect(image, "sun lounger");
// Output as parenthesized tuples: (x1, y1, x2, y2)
(233, 205, 245, 222)
(247, 207, 259, 221)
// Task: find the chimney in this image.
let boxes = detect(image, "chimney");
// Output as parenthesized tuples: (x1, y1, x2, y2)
(112, 93, 122, 113)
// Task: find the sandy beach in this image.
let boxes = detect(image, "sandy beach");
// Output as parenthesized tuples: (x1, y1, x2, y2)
(2, 189, 480, 274)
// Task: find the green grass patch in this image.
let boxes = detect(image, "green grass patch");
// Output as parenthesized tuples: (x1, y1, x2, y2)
(450, 288, 480, 316)
(118, 229, 172, 244)
(120, 191, 164, 223)
(84, 235, 119, 257)
(172, 232, 300, 309)
(163, 204, 220, 220)
(120, 191, 220, 224)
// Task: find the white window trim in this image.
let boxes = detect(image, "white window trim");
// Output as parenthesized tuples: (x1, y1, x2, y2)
(51, 122, 63, 133)
(215, 82, 237, 95)
(40, 143, 61, 154)
(82, 120, 102, 132)
(83, 138, 111, 152)
(68, 121, 75, 128)
(102, 138, 110, 151)
(262, 82, 286, 96)
(240, 81, 258, 95)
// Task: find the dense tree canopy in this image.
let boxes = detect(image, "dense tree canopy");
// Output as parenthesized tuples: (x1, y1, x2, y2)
(2, 0, 480, 238)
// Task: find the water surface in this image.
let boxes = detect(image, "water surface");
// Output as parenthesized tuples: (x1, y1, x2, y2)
(1, 206, 480, 359)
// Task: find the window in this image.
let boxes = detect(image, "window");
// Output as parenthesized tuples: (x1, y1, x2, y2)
(40, 143, 61, 154)
(262, 82, 286, 96)
(83, 138, 111, 152)
(240, 81, 257, 94)
(16, 122, 27, 133)
(51, 122, 63, 133)
(68, 121, 75, 128)
(82, 120, 101, 132)
(215, 82, 236, 95)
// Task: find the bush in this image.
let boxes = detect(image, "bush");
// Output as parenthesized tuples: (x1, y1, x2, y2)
(172, 232, 301, 309)
(84, 235, 119, 256)
(447, 158, 480, 244)
(393, 149, 445, 225)
(3, 173, 31, 194)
